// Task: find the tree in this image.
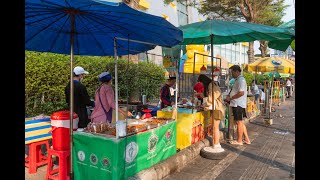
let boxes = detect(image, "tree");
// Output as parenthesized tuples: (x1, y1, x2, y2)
(164, 0, 285, 63)
(256, 0, 288, 57)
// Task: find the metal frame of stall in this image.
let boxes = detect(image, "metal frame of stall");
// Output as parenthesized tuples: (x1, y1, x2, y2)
(177, 52, 222, 101)
(113, 37, 180, 138)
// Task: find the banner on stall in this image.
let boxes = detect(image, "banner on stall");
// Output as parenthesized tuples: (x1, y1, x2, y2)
(73, 121, 176, 180)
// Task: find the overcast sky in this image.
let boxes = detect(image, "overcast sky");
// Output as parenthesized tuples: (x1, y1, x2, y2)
(254, 0, 295, 54)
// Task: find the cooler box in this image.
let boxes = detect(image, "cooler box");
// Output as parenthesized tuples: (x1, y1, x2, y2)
(50, 110, 78, 151)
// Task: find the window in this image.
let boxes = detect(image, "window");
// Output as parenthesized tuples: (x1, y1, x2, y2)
(177, 2, 188, 26)
(226, 49, 232, 63)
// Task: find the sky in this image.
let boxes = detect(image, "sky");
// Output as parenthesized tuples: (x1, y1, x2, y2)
(254, 0, 295, 54)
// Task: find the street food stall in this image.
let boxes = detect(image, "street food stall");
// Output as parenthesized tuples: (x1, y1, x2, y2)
(73, 118, 176, 179)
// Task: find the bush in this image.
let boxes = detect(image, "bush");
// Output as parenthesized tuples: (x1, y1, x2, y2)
(242, 71, 270, 86)
(25, 51, 165, 116)
(242, 71, 254, 85)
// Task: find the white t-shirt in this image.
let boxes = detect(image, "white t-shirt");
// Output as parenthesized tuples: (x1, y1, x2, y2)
(230, 75, 247, 108)
(260, 90, 265, 101)
(286, 80, 292, 87)
(253, 84, 259, 95)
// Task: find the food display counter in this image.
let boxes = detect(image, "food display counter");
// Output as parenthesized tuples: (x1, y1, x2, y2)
(72, 119, 176, 180)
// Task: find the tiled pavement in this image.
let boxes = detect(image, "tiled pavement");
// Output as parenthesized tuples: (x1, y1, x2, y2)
(164, 95, 295, 180)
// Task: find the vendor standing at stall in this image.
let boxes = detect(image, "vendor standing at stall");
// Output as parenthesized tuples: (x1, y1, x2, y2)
(160, 76, 176, 109)
(91, 72, 132, 123)
(65, 66, 94, 128)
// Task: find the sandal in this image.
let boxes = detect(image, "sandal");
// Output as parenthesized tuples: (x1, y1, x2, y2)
(243, 140, 251, 145)
(229, 140, 243, 146)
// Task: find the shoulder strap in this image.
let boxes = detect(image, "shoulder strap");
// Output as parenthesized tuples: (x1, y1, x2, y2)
(97, 85, 109, 121)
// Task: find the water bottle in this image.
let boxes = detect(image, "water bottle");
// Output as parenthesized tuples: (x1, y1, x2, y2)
(142, 95, 147, 105)
(136, 112, 141, 120)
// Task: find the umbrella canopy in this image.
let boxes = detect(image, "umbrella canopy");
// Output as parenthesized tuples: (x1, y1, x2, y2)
(244, 57, 295, 74)
(263, 72, 281, 78)
(279, 73, 290, 78)
(25, 0, 183, 176)
(279, 19, 295, 29)
(179, 19, 294, 45)
(26, 0, 183, 56)
(268, 19, 295, 51)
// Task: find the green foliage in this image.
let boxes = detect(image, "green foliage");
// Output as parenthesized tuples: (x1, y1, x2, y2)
(25, 51, 165, 116)
(256, 74, 271, 85)
(242, 71, 270, 86)
(242, 71, 254, 86)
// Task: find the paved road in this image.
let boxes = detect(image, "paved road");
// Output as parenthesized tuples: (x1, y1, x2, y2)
(164, 95, 295, 180)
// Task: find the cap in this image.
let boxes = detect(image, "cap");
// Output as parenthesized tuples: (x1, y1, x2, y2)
(212, 67, 220, 76)
(98, 72, 112, 82)
(73, 66, 89, 75)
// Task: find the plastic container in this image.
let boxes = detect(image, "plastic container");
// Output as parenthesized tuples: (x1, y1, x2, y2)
(50, 110, 78, 151)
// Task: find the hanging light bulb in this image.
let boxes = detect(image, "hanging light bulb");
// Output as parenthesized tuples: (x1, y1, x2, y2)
(200, 65, 207, 74)
(200, 54, 207, 74)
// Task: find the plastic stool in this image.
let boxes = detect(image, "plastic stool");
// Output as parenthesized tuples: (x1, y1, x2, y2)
(46, 149, 70, 180)
(25, 140, 50, 174)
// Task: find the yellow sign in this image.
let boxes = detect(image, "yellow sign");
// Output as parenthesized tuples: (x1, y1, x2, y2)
(157, 111, 210, 150)
(163, 56, 171, 68)
(184, 44, 209, 74)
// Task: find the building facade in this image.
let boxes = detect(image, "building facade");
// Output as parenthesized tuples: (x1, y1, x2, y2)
(273, 46, 295, 61)
(125, 0, 249, 67)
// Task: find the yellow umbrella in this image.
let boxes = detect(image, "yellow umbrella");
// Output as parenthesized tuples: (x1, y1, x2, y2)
(244, 57, 295, 74)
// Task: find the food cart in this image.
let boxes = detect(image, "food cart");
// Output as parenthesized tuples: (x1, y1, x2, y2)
(73, 119, 176, 179)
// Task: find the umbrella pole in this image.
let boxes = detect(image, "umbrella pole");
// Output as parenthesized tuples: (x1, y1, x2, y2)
(114, 38, 119, 138)
(69, 14, 75, 180)
(210, 34, 215, 147)
(192, 52, 196, 113)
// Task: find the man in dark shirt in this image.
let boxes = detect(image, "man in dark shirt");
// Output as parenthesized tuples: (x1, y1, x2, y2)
(160, 76, 176, 109)
(65, 66, 94, 128)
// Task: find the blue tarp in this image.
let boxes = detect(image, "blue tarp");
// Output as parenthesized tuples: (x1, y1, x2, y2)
(25, 0, 183, 56)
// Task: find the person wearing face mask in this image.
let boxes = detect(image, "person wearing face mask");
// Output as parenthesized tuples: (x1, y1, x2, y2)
(213, 68, 220, 86)
(195, 72, 225, 152)
(65, 66, 94, 128)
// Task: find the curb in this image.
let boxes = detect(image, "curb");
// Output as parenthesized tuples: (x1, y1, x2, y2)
(129, 115, 260, 180)
(128, 139, 210, 180)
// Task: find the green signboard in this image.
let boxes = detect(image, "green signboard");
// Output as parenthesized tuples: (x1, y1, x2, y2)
(73, 121, 176, 180)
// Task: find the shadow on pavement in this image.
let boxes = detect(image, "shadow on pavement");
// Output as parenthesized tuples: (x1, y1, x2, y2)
(249, 121, 295, 135)
(221, 143, 292, 173)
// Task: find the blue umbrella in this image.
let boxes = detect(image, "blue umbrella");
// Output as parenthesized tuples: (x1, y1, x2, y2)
(26, 0, 183, 55)
(26, 0, 183, 177)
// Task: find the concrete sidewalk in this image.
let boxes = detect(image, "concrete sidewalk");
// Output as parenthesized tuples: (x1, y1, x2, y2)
(164, 95, 295, 180)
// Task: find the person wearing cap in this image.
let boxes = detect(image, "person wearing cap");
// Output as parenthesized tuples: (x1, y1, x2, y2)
(91, 72, 133, 123)
(160, 75, 176, 109)
(225, 65, 251, 146)
(65, 66, 94, 128)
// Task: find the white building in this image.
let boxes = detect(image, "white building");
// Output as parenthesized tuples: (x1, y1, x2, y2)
(124, 0, 249, 66)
